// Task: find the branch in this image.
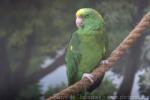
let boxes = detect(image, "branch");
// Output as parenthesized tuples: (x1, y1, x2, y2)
(24, 53, 65, 86)
(143, 49, 150, 65)
(47, 11, 150, 100)
(7, 52, 65, 98)
(14, 33, 36, 79)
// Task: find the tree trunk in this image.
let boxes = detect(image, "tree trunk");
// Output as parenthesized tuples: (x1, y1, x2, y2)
(0, 38, 12, 100)
(116, 0, 148, 99)
(116, 37, 144, 99)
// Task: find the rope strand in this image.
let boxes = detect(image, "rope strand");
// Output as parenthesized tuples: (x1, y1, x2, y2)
(47, 12, 150, 100)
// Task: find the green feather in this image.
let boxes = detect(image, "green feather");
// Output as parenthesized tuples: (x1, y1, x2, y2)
(65, 32, 81, 85)
(65, 8, 108, 97)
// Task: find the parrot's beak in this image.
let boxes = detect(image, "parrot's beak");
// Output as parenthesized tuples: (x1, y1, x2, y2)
(76, 17, 83, 28)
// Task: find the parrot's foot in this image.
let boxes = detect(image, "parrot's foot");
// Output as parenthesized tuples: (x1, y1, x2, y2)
(100, 60, 109, 65)
(82, 73, 94, 83)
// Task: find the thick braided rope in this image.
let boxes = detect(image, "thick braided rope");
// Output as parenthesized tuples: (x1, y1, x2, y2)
(47, 12, 150, 100)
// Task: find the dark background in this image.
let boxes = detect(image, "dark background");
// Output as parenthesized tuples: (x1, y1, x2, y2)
(0, 0, 150, 100)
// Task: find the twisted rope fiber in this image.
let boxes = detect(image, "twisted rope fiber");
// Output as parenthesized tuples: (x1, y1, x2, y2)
(47, 12, 150, 100)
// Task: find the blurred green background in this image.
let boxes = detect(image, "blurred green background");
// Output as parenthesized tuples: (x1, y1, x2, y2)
(0, 0, 150, 100)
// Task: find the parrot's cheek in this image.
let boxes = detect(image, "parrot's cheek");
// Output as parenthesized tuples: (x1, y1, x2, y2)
(76, 17, 83, 28)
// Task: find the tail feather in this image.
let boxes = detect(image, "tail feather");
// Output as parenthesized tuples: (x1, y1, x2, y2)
(69, 73, 105, 100)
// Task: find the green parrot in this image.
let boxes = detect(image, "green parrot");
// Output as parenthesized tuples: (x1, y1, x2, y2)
(65, 8, 108, 96)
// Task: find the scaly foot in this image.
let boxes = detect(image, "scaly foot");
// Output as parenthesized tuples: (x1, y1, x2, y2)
(82, 73, 94, 83)
(100, 60, 109, 65)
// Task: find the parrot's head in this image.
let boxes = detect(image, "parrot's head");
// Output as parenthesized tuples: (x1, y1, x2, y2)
(75, 8, 104, 29)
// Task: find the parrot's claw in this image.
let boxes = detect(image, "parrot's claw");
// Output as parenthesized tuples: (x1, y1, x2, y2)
(82, 73, 94, 83)
(101, 60, 109, 65)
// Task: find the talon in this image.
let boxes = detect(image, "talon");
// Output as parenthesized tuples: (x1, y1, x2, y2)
(101, 60, 109, 65)
(82, 73, 94, 83)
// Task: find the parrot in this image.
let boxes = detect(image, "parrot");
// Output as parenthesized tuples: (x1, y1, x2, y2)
(65, 8, 109, 98)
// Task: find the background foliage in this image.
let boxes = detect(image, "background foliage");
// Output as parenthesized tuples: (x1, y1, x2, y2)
(0, 0, 150, 100)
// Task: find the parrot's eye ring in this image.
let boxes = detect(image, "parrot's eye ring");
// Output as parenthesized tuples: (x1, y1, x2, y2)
(85, 14, 90, 17)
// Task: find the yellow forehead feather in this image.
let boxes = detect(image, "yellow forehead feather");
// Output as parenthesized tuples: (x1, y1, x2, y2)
(76, 9, 84, 17)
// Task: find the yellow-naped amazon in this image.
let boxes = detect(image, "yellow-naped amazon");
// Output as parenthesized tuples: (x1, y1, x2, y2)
(65, 8, 108, 95)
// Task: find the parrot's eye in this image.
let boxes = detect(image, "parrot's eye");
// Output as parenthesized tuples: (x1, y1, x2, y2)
(85, 14, 90, 17)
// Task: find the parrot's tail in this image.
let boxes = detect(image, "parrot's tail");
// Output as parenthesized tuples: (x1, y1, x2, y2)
(69, 73, 105, 100)
(69, 74, 105, 100)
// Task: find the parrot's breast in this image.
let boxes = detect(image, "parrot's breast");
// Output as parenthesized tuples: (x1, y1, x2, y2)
(77, 34, 104, 77)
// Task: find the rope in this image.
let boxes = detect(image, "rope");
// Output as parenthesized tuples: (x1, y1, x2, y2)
(47, 12, 150, 100)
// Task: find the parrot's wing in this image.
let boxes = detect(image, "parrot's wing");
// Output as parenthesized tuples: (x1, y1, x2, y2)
(65, 32, 81, 85)
(95, 31, 109, 59)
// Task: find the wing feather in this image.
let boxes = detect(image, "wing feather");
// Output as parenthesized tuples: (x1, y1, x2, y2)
(65, 32, 81, 85)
